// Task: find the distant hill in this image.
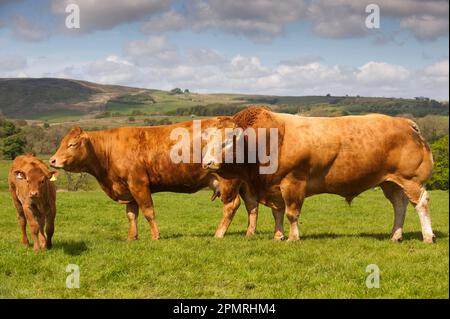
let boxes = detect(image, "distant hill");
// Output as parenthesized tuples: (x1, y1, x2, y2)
(0, 78, 448, 120)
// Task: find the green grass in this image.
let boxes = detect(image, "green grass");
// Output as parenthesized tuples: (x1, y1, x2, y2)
(0, 187, 448, 298)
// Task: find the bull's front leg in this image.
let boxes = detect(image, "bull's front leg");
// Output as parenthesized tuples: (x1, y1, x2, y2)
(126, 201, 139, 241)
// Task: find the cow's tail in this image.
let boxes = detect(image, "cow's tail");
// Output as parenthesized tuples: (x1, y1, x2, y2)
(211, 189, 220, 201)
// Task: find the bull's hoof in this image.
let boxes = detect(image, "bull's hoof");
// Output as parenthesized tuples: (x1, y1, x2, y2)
(127, 236, 138, 241)
(287, 237, 300, 242)
(273, 234, 285, 241)
(423, 234, 436, 244)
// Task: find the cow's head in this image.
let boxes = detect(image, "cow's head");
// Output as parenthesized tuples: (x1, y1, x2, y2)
(14, 167, 57, 200)
(49, 126, 90, 172)
(201, 119, 245, 171)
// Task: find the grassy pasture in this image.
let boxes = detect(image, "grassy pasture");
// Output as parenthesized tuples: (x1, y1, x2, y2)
(0, 157, 448, 298)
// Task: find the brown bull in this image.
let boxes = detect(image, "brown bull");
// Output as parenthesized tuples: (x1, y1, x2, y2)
(9, 154, 58, 251)
(202, 107, 435, 243)
(49, 118, 258, 240)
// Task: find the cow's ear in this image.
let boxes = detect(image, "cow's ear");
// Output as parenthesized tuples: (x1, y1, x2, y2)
(47, 170, 59, 181)
(14, 170, 25, 180)
(70, 126, 83, 136)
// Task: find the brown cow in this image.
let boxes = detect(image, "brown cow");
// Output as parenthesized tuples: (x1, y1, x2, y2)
(49, 118, 258, 240)
(9, 154, 58, 251)
(202, 107, 435, 243)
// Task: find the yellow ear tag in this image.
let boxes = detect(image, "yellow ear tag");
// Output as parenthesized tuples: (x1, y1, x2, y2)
(50, 175, 57, 182)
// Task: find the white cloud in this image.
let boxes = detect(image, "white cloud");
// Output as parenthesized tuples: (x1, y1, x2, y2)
(86, 55, 140, 85)
(423, 60, 449, 82)
(51, 0, 170, 32)
(400, 15, 449, 41)
(11, 15, 49, 42)
(0, 55, 27, 72)
(355, 61, 410, 84)
(125, 35, 180, 66)
(140, 10, 186, 33)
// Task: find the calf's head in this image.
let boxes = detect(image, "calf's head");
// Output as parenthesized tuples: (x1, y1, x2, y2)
(49, 126, 90, 172)
(14, 167, 57, 200)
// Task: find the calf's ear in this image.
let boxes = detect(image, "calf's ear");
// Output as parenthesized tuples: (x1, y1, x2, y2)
(14, 170, 25, 180)
(47, 170, 59, 181)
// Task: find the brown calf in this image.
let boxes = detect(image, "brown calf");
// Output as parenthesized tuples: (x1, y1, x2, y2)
(8, 154, 58, 251)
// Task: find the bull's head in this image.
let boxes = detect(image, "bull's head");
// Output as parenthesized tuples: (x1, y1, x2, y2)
(14, 167, 58, 200)
(201, 121, 245, 171)
(49, 126, 90, 172)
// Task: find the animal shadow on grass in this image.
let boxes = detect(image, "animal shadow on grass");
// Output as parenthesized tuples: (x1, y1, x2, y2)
(163, 230, 274, 240)
(53, 240, 88, 256)
(302, 230, 447, 241)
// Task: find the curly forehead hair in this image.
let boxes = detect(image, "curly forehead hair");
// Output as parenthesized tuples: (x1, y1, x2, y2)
(232, 105, 272, 128)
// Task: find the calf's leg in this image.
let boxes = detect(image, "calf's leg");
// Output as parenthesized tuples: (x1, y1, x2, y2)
(24, 207, 46, 251)
(11, 192, 29, 246)
(45, 204, 56, 249)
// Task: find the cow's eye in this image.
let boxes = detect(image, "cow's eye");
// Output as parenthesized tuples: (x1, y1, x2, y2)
(68, 142, 78, 148)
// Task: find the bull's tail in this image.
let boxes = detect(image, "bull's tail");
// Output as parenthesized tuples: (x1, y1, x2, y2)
(407, 119, 434, 182)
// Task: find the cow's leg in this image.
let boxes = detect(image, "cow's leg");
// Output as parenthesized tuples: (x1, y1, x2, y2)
(272, 208, 285, 240)
(24, 207, 46, 251)
(402, 181, 435, 243)
(45, 204, 56, 249)
(281, 179, 306, 241)
(380, 182, 409, 242)
(240, 183, 259, 236)
(215, 195, 240, 238)
(129, 184, 159, 240)
(126, 201, 139, 241)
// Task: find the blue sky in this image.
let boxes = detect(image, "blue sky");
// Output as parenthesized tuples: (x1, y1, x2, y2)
(0, 0, 448, 99)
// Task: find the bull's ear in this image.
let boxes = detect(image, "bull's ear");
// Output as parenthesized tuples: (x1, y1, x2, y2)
(14, 170, 25, 180)
(47, 170, 59, 181)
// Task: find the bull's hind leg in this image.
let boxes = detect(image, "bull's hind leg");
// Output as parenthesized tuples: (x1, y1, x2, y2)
(280, 179, 306, 241)
(125, 201, 139, 241)
(401, 181, 435, 243)
(380, 182, 409, 242)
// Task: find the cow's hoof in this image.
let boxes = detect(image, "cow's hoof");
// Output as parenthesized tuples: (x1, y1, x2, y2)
(390, 236, 403, 243)
(423, 234, 436, 244)
(245, 230, 256, 237)
(127, 236, 138, 241)
(273, 234, 285, 241)
(287, 237, 300, 242)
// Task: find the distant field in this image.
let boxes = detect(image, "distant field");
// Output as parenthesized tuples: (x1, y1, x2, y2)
(0, 158, 448, 298)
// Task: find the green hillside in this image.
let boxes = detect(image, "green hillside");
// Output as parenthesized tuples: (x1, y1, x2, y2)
(0, 78, 448, 121)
